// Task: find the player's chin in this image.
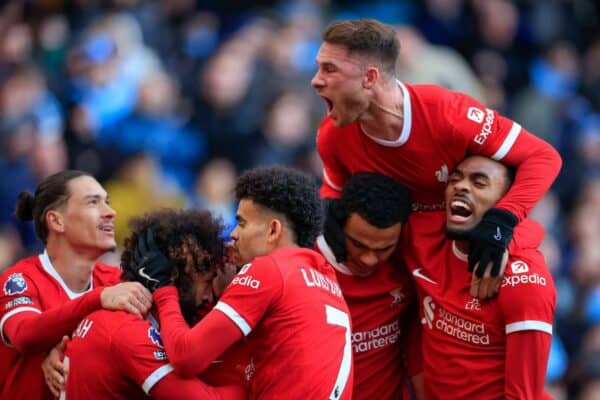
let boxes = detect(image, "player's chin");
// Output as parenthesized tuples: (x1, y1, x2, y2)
(444, 224, 473, 240)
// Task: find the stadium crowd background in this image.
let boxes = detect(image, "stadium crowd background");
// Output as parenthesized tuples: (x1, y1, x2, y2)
(0, 0, 598, 398)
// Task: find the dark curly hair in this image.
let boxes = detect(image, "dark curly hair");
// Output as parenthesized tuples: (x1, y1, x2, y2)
(235, 166, 322, 248)
(341, 173, 411, 228)
(120, 209, 224, 324)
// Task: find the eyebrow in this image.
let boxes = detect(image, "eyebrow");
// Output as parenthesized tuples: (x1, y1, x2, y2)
(83, 194, 105, 201)
(470, 172, 490, 181)
(346, 234, 396, 252)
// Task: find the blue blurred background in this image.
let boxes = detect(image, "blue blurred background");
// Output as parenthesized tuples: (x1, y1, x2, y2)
(0, 1, 598, 397)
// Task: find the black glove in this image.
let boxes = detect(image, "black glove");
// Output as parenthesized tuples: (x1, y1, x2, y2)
(468, 208, 518, 278)
(323, 199, 348, 263)
(132, 228, 172, 292)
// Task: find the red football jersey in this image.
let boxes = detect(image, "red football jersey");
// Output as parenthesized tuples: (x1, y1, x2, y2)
(316, 236, 417, 400)
(215, 247, 353, 400)
(403, 212, 556, 399)
(317, 82, 561, 220)
(64, 311, 173, 399)
(0, 251, 120, 400)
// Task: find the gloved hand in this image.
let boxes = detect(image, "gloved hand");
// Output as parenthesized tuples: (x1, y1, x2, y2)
(132, 228, 172, 292)
(468, 208, 518, 278)
(323, 199, 348, 263)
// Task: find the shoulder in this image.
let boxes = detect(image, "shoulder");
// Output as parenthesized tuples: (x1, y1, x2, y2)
(1, 256, 41, 278)
(0, 256, 43, 294)
(92, 263, 122, 286)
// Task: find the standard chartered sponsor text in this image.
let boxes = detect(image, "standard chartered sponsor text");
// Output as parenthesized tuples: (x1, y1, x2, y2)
(436, 308, 490, 345)
(352, 321, 400, 353)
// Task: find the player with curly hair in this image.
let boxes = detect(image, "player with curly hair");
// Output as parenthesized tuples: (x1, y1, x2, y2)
(62, 209, 246, 399)
(134, 166, 354, 400)
(316, 173, 423, 400)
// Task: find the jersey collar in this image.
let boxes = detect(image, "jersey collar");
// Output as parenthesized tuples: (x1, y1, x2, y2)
(452, 241, 469, 262)
(316, 235, 354, 276)
(39, 250, 94, 300)
(361, 80, 412, 147)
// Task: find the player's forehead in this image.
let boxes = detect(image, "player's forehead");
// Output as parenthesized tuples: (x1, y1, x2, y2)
(67, 176, 108, 200)
(453, 156, 507, 180)
(345, 213, 401, 246)
(316, 42, 363, 67)
(236, 198, 264, 220)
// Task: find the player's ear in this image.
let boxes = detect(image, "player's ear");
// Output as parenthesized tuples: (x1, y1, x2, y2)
(266, 218, 283, 244)
(363, 66, 379, 89)
(46, 209, 65, 234)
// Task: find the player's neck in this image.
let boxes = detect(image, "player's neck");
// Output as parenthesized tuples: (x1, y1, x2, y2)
(360, 83, 404, 141)
(455, 240, 469, 254)
(45, 239, 99, 292)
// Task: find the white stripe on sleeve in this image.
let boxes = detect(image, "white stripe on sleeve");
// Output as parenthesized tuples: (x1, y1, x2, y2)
(322, 169, 342, 192)
(214, 301, 252, 336)
(142, 364, 174, 394)
(505, 320, 552, 335)
(0, 306, 42, 346)
(492, 122, 521, 160)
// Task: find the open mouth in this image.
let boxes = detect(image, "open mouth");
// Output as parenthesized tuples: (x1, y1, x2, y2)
(320, 96, 333, 114)
(449, 198, 473, 222)
(99, 224, 114, 234)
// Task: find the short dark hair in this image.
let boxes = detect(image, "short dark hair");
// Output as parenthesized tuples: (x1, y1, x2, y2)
(14, 170, 91, 244)
(235, 166, 322, 248)
(323, 19, 399, 77)
(121, 209, 224, 324)
(340, 173, 411, 228)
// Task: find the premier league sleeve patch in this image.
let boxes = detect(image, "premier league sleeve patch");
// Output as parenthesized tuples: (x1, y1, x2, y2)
(3, 273, 28, 296)
(148, 326, 164, 348)
(148, 326, 168, 360)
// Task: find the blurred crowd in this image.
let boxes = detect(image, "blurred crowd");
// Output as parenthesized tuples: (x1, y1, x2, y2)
(0, 0, 598, 398)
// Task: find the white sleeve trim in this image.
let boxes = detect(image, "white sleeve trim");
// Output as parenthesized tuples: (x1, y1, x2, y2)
(322, 168, 342, 192)
(0, 306, 42, 346)
(142, 364, 174, 394)
(492, 122, 521, 160)
(214, 301, 252, 336)
(506, 320, 552, 335)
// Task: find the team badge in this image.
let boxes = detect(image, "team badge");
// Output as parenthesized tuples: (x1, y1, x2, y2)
(3, 273, 28, 296)
(148, 326, 164, 348)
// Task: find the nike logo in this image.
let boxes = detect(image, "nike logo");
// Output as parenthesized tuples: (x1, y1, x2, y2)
(412, 268, 438, 285)
(493, 227, 502, 241)
(138, 267, 159, 283)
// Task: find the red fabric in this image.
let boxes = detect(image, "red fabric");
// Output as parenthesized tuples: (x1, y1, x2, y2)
(403, 212, 556, 399)
(505, 331, 553, 399)
(3, 288, 102, 353)
(151, 374, 245, 400)
(156, 247, 354, 400)
(154, 286, 243, 376)
(0, 255, 120, 400)
(317, 82, 561, 221)
(316, 236, 416, 400)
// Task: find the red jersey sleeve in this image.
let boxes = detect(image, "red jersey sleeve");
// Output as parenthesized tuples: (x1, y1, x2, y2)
(498, 257, 555, 335)
(111, 320, 173, 395)
(154, 287, 243, 377)
(505, 331, 552, 399)
(0, 270, 102, 354)
(214, 257, 284, 335)
(316, 118, 348, 199)
(445, 91, 562, 220)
